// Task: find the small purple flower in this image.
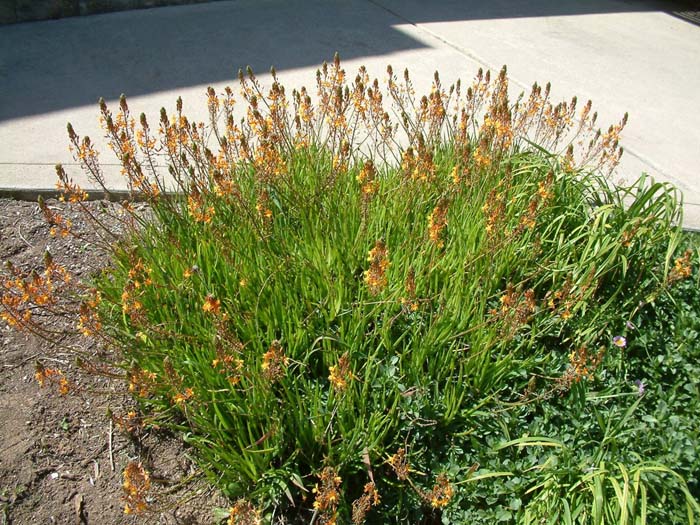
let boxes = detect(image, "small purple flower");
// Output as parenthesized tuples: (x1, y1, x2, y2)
(634, 379, 645, 396)
(612, 335, 627, 348)
(626, 320, 636, 330)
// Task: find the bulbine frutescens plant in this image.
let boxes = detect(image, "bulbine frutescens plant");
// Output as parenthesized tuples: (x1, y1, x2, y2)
(1, 54, 697, 523)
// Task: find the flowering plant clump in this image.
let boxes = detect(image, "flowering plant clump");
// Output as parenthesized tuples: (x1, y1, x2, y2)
(1, 56, 698, 522)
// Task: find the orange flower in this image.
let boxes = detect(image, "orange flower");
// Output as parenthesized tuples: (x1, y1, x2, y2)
(328, 353, 353, 393)
(173, 387, 194, 405)
(668, 249, 693, 284)
(228, 498, 261, 525)
(312, 467, 342, 524)
(202, 294, 221, 314)
(364, 240, 389, 295)
(388, 447, 410, 480)
(356, 160, 379, 199)
(427, 473, 454, 508)
(428, 200, 449, 248)
(261, 340, 288, 382)
(128, 368, 157, 397)
(34, 364, 71, 395)
(122, 461, 150, 515)
(188, 193, 215, 224)
(35, 365, 60, 387)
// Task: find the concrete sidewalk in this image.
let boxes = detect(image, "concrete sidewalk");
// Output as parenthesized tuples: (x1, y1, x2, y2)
(1, 0, 699, 227)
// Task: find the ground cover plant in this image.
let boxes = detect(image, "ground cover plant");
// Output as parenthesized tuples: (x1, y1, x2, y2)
(1, 56, 698, 524)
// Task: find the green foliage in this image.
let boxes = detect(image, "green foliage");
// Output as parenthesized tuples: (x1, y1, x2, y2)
(441, 232, 700, 525)
(93, 150, 695, 522)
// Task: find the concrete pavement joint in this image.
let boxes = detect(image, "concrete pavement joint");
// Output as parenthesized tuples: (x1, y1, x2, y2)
(0, 187, 127, 201)
(2, 188, 697, 233)
(365, 0, 527, 90)
(0, 162, 122, 166)
(618, 147, 696, 195)
(365, 0, 685, 200)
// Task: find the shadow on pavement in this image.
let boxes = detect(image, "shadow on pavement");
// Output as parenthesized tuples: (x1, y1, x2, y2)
(0, 0, 671, 122)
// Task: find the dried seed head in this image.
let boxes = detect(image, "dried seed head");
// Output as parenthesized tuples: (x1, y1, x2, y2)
(352, 482, 380, 524)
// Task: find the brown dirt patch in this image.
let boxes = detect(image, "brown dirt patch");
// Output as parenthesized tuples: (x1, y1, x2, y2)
(0, 199, 228, 525)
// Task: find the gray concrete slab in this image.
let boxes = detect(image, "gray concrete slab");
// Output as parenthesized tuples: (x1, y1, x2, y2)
(1, 0, 699, 227)
(376, 0, 700, 227)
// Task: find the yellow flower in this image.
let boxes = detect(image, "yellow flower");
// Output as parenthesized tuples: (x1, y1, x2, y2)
(228, 498, 261, 525)
(173, 387, 194, 404)
(261, 340, 288, 382)
(328, 353, 353, 393)
(312, 467, 342, 522)
(388, 448, 410, 480)
(427, 474, 454, 508)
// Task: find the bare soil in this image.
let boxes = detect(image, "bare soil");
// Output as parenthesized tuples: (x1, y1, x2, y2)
(0, 199, 228, 525)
